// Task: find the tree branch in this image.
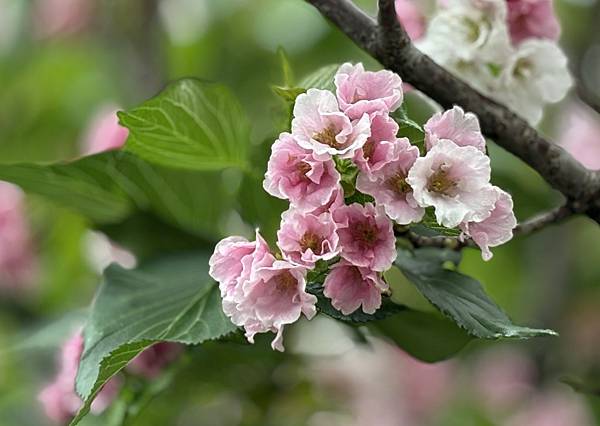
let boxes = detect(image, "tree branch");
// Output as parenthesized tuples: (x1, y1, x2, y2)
(514, 204, 574, 236)
(305, 0, 600, 224)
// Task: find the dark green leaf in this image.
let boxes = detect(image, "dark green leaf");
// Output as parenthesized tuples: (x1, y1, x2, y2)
(71, 253, 236, 425)
(118, 79, 250, 171)
(395, 248, 558, 339)
(369, 310, 472, 362)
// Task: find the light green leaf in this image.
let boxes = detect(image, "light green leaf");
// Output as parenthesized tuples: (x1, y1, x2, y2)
(119, 79, 250, 171)
(298, 64, 339, 92)
(395, 248, 558, 339)
(0, 151, 235, 241)
(71, 253, 236, 425)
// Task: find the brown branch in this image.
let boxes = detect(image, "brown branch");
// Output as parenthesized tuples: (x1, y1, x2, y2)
(305, 0, 600, 224)
(514, 204, 574, 236)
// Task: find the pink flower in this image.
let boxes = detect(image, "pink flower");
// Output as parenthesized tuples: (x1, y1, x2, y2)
(559, 102, 600, 171)
(263, 132, 341, 211)
(460, 187, 517, 260)
(424, 106, 486, 152)
(356, 138, 424, 225)
(353, 113, 400, 175)
(395, 0, 426, 40)
(505, 389, 594, 426)
(209, 230, 271, 299)
(291, 88, 371, 156)
(38, 331, 121, 423)
(309, 187, 345, 216)
(332, 203, 396, 272)
(506, 0, 560, 45)
(334, 63, 404, 120)
(82, 105, 129, 155)
(277, 209, 340, 267)
(237, 259, 317, 351)
(32, 0, 93, 39)
(407, 139, 496, 228)
(323, 260, 388, 314)
(126, 342, 184, 379)
(0, 182, 37, 291)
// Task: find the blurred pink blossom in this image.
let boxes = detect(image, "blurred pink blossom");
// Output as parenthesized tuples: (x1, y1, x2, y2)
(312, 339, 453, 426)
(81, 106, 129, 156)
(126, 342, 184, 379)
(0, 181, 37, 291)
(395, 0, 426, 40)
(32, 0, 93, 39)
(473, 347, 536, 413)
(38, 331, 121, 423)
(559, 102, 600, 171)
(505, 388, 594, 426)
(506, 0, 560, 45)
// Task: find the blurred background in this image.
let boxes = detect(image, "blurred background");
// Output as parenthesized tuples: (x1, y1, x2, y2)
(0, 0, 599, 425)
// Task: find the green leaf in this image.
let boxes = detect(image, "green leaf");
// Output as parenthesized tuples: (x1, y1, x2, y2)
(118, 78, 250, 172)
(271, 85, 306, 103)
(369, 310, 472, 362)
(277, 46, 295, 87)
(395, 248, 558, 339)
(298, 64, 339, 91)
(0, 151, 236, 242)
(71, 253, 236, 425)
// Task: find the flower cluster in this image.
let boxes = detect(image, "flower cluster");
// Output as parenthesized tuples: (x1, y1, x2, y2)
(210, 63, 516, 351)
(399, 0, 571, 124)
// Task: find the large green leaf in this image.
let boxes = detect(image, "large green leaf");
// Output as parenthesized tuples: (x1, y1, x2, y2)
(395, 248, 557, 339)
(369, 310, 472, 362)
(71, 253, 236, 425)
(118, 79, 250, 172)
(0, 151, 235, 241)
(298, 64, 339, 92)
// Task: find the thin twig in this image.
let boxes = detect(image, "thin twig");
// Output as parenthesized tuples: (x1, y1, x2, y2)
(514, 204, 574, 236)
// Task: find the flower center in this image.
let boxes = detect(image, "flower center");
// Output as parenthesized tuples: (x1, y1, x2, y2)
(313, 127, 339, 148)
(386, 172, 411, 195)
(352, 221, 378, 246)
(514, 57, 533, 79)
(299, 231, 323, 254)
(274, 271, 297, 294)
(296, 161, 312, 177)
(427, 165, 457, 196)
(362, 139, 375, 160)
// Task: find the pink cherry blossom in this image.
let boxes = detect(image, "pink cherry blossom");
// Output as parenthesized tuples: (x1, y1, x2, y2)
(126, 342, 184, 379)
(277, 209, 340, 267)
(323, 260, 388, 314)
(332, 203, 396, 272)
(0, 182, 37, 291)
(335, 63, 404, 120)
(209, 230, 273, 330)
(460, 186, 517, 260)
(407, 139, 496, 228)
(506, 0, 560, 45)
(424, 106, 486, 152)
(237, 259, 317, 351)
(559, 102, 600, 171)
(291, 88, 371, 156)
(263, 132, 341, 211)
(505, 389, 594, 426)
(38, 331, 121, 423)
(356, 138, 424, 225)
(395, 0, 426, 40)
(82, 105, 129, 155)
(353, 112, 400, 175)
